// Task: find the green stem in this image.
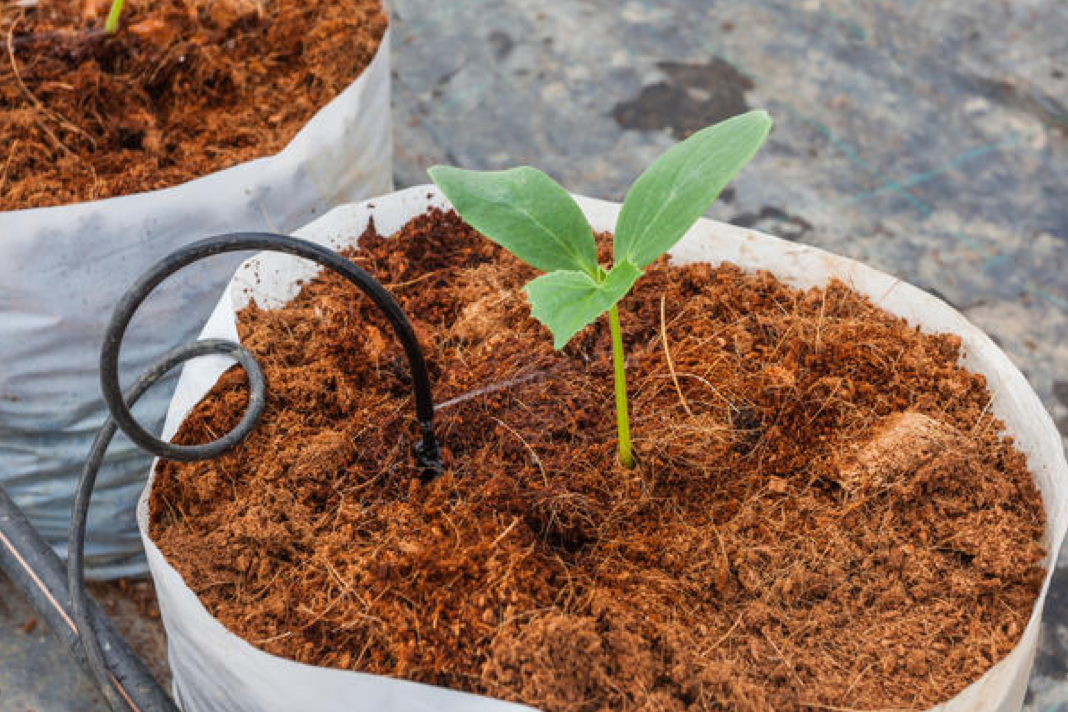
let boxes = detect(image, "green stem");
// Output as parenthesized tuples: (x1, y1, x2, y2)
(608, 305, 634, 468)
(105, 0, 126, 33)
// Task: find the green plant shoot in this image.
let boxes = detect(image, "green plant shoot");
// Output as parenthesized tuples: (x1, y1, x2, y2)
(429, 110, 772, 468)
(105, 0, 126, 33)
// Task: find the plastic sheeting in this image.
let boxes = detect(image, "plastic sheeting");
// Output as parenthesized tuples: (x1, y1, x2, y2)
(0, 31, 392, 579)
(144, 185, 1067, 711)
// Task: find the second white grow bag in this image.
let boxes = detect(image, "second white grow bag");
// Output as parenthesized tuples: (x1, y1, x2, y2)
(0, 30, 392, 578)
(143, 185, 1068, 712)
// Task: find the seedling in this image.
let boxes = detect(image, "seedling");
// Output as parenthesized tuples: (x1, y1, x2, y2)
(105, 0, 126, 33)
(429, 110, 771, 468)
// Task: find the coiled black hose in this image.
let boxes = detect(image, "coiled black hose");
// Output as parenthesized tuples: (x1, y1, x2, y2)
(64, 232, 442, 712)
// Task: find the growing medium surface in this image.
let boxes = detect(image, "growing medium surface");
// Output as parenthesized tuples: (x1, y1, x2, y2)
(1, 0, 386, 209)
(152, 208, 1046, 712)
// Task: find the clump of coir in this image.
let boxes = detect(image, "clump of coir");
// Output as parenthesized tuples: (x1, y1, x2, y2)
(1, 0, 386, 209)
(151, 208, 1047, 711)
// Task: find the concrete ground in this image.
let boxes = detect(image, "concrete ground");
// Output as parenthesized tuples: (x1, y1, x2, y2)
(1, 0, 1066, 710)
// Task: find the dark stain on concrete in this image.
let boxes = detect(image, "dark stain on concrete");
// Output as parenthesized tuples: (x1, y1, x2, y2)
(612, 57, 754, 139)
(488, 30, 514, 61)
(730, 206, 813, 241)
(963, 72, 1068, 133)
(430, 60, 468, 100)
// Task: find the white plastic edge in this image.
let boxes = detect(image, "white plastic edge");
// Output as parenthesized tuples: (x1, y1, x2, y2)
(141, 185, 1067, 712)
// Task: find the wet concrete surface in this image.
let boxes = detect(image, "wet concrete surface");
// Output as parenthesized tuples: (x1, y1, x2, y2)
(1, 0, 1066, 709)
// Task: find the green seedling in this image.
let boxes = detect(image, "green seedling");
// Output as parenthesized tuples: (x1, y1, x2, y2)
(429, 110, 772, 468)
(105, 0, 126, 33)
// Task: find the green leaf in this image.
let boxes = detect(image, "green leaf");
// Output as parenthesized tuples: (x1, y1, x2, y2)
(428, 165, 599, 276)
(614, 110, 772, 268)
(525, 261, 643, 349)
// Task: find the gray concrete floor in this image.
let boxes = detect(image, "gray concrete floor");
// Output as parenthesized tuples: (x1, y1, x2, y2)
(1, 0, 1066, 710)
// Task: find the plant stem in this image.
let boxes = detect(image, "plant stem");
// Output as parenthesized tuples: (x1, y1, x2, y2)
(608, 305, 634, 468)
(105, 0, 125, 33)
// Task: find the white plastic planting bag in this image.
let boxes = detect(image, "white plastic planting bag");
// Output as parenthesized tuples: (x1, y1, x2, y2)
(144, 186, 1068, 712)
(0, 31, 391, 578)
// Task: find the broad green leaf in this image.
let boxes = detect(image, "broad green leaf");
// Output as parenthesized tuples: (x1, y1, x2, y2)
(525, 261, 643, 349)
(428, 165, 598, 276)
(614, 110, 772, 268)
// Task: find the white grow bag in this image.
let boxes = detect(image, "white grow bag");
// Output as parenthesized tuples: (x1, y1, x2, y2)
(144, 185, 1068, 712)
(0, 30, 392, 578)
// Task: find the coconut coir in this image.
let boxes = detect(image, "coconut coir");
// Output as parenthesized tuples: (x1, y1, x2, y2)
(152, 209, 1047, 711)
(1, 0, 385, 209)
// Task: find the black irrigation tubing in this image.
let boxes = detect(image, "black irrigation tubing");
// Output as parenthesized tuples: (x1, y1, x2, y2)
(98, 232, 441, 466)
(69, 341, 256, 712)
(0, 484, 174, 712)
(64, 232, 442, 712)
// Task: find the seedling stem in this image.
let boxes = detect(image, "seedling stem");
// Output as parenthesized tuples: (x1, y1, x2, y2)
(105, 0, 126, 33)
(608, 305, 634, 468)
